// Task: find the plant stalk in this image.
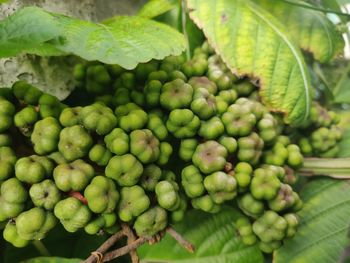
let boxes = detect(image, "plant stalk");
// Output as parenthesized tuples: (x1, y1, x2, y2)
(33, 240, 51, 257)
(181, 0, 191, 61)
(299, 158, 350, 179)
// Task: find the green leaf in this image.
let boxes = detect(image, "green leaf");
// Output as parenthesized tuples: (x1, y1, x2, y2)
(186, 0, 311, 125)
(138, 207, 264, 263)
(274, 178, 350, 262)
(59, 15, 185, 69)
(21, 257, 81, 263)
(0, 7, 64, 57)
(138, 0, 177, 19)
(0, 7, 186, 69)
(256, 0, 344, 63)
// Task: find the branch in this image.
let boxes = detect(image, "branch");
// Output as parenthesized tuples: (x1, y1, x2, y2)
(167, 226, 195, 253)
(84, 229, 125, 263)
(102, 237, 150, 262)
(83, 224, 195, 263)
(121, 223, 138, 263)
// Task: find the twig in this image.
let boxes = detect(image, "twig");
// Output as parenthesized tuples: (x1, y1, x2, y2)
(122, 224, 139, 263)
(83, 230, 125, 263)
(166, 227, 195, 253)
(102, 237, 150, 262)
(84, 224, 195, 263)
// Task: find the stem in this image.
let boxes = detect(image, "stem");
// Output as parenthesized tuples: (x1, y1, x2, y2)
(121, 224, 138, 263)
(280, 0, 350, 18)
(167, 227, 195, 253)
(68, 191, 88, 205)
(83, 230, 125, 263)
(84, 225, 195, 263)
(299, 158, 350, 179)
(102, 237, 150, 262)
(181, 0, 191, 61)
(33, 240, 50, 257)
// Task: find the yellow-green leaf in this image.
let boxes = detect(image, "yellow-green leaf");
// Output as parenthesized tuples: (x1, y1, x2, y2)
(256, 0, 344, 62)
(186, 0, 312, 125)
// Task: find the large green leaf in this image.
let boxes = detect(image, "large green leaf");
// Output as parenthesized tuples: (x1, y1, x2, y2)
(0, 7, 186, 69)
(274, 178, 350, 262)
(257, 0, 344, 63)
(138, 0, 177, 19)
(138, 207, 264, 263)
(56, 15, 185, 69)
(186, 0, 311, 125)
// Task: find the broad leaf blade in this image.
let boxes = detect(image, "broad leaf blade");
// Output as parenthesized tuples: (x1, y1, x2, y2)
(138, 207, 264, 263)
(0, 7, 186, 69)
(55, 15, 185, 69)
(0, 7, 63, 57)
(186, 0, 311, 125)
(138, 0, 176, 19)
(274, 179, 350, 262)
(257, 0, 344, 63)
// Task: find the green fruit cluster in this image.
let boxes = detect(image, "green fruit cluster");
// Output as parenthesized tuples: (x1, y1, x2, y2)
(0, 40, 338, 255)
(0, 82, 177, 247)
(295, 102, 342, 157)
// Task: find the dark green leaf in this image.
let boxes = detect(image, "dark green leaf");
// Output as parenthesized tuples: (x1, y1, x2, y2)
(274, 179, 350, 262)
(138, 207, 264, 263)
(186, 0, 312, 125)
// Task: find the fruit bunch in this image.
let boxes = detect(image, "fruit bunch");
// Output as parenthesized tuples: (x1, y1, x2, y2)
(292, 102, 342, 158)
(0, 41, 335, 255)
